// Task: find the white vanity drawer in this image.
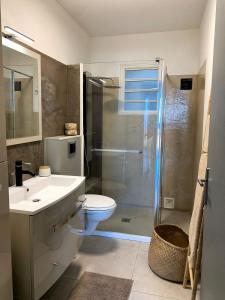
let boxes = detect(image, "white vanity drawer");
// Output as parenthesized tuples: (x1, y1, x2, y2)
(33, 206, 83, 300)
(31, 185, 85, 299)
(32, 186, 85, 259)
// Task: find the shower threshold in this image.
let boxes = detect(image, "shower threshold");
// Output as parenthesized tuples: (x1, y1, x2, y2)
(93, 230, 151, 243)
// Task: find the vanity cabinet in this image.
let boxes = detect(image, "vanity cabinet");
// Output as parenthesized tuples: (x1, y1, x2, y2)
(10, 183, 85, 300)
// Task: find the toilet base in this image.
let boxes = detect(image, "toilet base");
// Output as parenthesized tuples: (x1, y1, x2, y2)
(67, 202, 117, 236)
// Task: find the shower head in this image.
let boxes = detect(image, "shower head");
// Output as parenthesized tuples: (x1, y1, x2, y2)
(103, 85, 121, 89)
(87, 76, 121, 89)
(99, 77, 121, 89)
(88, 78, 102, 88)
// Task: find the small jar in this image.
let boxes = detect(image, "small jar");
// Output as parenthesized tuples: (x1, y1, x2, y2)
(65, 123, 77, 130)
(39, 166, 51, 177)
(65, 129, 77, 136)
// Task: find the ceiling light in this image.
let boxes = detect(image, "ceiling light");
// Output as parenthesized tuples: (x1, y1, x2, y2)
(4, 26, 34, 44)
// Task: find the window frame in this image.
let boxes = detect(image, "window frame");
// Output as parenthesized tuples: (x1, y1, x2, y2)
(119, 63, 160, 115)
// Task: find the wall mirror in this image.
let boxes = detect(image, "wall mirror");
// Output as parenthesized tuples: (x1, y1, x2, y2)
(2, 37, 42, 146)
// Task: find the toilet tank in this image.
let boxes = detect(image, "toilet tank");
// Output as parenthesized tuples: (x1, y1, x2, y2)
(44, 135, 82, 176)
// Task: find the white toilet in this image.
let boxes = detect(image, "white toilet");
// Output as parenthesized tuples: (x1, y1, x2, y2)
(80, 194, 117, 235)
(44, 136, 117, 235)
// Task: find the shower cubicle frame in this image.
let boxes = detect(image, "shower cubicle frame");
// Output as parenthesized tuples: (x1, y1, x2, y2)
(81, 59, 166, 241)
(154, 59, 166, 227)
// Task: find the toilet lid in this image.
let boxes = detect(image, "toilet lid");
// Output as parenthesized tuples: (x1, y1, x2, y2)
(83, 194, 116, 211)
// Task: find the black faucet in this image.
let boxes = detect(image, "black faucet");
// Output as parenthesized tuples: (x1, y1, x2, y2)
(15, 160, 36, 186)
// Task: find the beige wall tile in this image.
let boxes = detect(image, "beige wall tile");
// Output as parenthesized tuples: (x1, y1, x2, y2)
(163, 75, 198, 211)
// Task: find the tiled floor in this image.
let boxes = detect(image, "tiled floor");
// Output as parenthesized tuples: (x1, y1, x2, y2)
(42, 236, 196, 300)
(97, 205, 191, 236)
(97, 205, 154, 236)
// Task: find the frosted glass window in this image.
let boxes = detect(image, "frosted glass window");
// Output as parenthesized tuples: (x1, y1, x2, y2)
(125, 69, 158, 79)
(125, 80, 158, 90)
(122, 65, 159, 112)
(125, 91, 157, 101)
(124, 102, 157, 111)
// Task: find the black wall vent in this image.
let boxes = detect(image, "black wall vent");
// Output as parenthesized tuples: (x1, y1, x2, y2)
(14, 81, 22, 92)
(180, 78, 192, 90)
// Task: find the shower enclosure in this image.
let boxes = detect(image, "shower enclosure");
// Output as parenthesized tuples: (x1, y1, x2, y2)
(83, 60, 166, 238)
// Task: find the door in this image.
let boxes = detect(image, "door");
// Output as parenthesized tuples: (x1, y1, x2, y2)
(201, 1, 225, 299)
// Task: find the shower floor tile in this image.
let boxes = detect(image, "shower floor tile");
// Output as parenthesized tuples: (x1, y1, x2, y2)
(97, 205, 191, 237)
(161, 209, 191, 233)
(97, 205, 155, 236)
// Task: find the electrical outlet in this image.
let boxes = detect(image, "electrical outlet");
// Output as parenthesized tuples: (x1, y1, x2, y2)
(164, 197, 175, 209)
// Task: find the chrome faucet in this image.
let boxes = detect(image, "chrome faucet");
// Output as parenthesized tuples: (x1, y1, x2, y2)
(15, 160, 36, 186)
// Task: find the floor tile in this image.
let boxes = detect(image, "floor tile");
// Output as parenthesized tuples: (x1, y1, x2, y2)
(64, 236, 140, 280)
(98, 205, 191, 236)
(79, 248, 138, 279)
(132, 248, 191, 300)
(43, 236, 193, 300)
(80, 235, 140, 255)
(139, 241, 150, 252)
(129, 291, 175, 300)
(98, 205, 154, 236)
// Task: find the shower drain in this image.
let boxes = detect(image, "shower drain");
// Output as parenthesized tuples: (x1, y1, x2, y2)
(121, 218, 131, 223)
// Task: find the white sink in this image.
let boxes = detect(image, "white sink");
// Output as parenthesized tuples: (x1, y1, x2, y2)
(9, 175, 85, 215)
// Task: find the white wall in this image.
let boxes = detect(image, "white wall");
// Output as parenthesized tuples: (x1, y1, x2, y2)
(1, 2, 202, 74)
(200, 0, 217, 129)
(90, 29, 200, 75)
(1, 0, 90, 64)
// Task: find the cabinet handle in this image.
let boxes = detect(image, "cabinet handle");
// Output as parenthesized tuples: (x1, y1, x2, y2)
(78, 195, 87, 204)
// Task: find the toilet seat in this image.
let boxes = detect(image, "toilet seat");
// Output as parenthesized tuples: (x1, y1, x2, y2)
(83, 194, 116, 211)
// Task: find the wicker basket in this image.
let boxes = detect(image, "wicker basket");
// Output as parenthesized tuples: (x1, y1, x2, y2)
(148, 224, 189, 283)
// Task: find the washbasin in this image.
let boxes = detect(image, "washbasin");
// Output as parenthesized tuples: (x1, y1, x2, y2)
(9, 175, 85, 215)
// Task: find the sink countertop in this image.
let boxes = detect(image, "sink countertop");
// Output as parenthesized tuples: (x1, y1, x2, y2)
(9, 175, 85, 215)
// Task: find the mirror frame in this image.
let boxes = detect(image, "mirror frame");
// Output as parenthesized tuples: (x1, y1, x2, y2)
(2, 37, 42, 146)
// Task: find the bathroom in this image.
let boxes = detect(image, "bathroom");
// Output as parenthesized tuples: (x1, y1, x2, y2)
(0, 0, 225, 299)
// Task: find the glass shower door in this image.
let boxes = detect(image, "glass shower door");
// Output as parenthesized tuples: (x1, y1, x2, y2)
(3, 67, 34, 139)
(83, 61, 164, 237)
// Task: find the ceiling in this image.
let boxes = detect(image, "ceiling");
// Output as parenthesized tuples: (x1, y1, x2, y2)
(57, 0, 206, 37)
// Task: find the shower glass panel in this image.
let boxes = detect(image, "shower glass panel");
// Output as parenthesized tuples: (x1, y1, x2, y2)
(3, 67, 34, 139)
(83, 61, 165, 237)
